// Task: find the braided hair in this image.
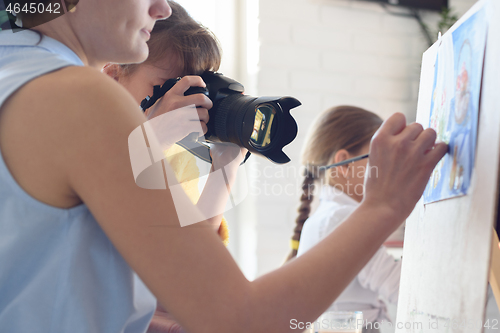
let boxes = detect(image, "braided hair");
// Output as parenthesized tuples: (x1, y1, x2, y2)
(285, 106, 383, 262)
(285, 168, 316, 261)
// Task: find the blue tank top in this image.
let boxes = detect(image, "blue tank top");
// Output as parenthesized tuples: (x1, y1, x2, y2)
(0, 30, 156, 333)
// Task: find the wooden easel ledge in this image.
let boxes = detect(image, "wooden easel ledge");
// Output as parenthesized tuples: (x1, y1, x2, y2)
(489, 228, 500, 310)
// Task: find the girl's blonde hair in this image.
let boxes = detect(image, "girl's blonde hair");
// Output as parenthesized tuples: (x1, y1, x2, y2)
(286, 105, 383, 261)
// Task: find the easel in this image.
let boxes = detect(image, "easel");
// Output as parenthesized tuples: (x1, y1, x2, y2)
(395, 0, 500, 329)
(489, 228, 500, 310)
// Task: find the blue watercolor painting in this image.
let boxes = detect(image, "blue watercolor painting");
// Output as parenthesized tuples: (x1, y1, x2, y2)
(424, 9, 487, 204)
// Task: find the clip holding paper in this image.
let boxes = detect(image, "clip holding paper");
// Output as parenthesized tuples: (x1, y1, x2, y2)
(437, 31, 443, 46)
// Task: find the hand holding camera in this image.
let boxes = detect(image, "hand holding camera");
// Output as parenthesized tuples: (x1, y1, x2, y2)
(144, 76, 212, 148)
(209, 143, 247, 171)
(141, 72, 301, 164)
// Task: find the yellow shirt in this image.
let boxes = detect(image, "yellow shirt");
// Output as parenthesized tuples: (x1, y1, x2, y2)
(164, 144, 229, 246)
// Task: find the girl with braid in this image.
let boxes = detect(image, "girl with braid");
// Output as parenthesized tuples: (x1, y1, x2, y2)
(287, 106, 401, 333)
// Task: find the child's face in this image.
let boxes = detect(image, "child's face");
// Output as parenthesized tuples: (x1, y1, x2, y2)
(116, 50, 184, 105)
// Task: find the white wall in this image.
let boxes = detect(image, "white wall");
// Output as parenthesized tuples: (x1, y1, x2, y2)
(173, 0, 478, 280)
(251, 0, 479, 277)
(174, 0, 238, 77)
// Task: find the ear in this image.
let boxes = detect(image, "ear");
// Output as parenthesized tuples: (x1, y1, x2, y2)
(328, 149, 350, 177)
(102, 63, 122, 82)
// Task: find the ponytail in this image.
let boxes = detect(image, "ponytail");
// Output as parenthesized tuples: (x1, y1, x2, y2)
(285, 169, 316, 262)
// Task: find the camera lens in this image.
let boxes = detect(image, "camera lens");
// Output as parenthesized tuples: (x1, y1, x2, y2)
(250, 103, 277, 148)
(143, 72, 300, 164)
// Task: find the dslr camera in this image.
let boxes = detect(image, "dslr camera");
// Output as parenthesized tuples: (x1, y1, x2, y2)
(140, 71, 300, 164)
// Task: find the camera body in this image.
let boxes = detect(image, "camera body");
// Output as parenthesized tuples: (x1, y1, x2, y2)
(141, 71, 301, 164)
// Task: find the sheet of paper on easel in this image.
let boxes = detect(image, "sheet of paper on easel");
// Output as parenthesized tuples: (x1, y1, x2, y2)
(424, 9, 487, 204)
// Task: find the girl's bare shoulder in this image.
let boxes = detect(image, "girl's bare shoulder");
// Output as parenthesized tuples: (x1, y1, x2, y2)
(32, 66, 139, 113)
(0, 65, 146, 207)
(7, 65, 146, 139)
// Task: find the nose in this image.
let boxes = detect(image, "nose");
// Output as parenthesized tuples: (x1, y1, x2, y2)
(150, 0, 172, 20)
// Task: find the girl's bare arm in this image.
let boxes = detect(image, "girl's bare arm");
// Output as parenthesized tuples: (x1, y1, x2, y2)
(0, 66, 446, 333)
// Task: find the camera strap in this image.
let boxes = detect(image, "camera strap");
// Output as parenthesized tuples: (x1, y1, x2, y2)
(243, 151, 252, 164)
(176, 138, 252, 166)
(140, 79, 179, 112)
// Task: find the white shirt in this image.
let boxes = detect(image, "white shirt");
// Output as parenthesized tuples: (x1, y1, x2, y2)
(297, 185, 401, 324)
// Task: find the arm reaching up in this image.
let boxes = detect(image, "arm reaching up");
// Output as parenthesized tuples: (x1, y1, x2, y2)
(1, 57, 446, 333)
